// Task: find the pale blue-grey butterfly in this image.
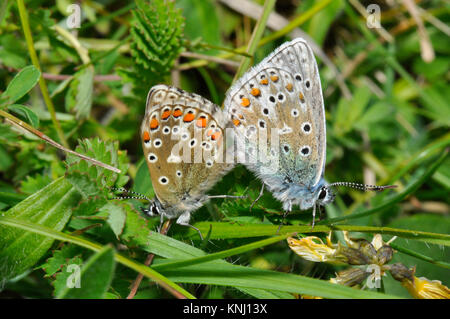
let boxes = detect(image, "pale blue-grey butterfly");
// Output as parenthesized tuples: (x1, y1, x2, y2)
(224, 38, 396, 226)
(115, 85, 239, 238)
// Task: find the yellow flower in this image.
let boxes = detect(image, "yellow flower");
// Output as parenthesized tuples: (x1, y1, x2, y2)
(287, 235, 346, 265)
(402, 276, 450, 299)
(287, 232, 394, 266)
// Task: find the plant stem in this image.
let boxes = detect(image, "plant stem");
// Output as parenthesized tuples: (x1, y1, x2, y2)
(127, 220, 173, 299)
(232, 0, 276, 82)
(16, 0, 69, 148)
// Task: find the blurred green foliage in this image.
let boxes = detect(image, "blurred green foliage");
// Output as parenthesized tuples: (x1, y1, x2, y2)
(0, 0, 448, 299)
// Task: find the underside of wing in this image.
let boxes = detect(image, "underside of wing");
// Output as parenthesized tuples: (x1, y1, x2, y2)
(141, 85, 234, 215)
(224, 38, 326, 190)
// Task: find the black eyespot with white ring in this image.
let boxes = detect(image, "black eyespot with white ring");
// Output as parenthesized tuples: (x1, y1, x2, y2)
(291, 108, 299, 117)
(176, 170, 182, 178)
(158, 176, 169, 185)
(162, 126, 171, 134)
(262, 108, 269, 116)
(295, 74, 302, 82)
(305, 79, 311, 90)
(189, 138, 197, 148)
(148, 153, 158, 163)
(277, 93, 285, 102)
(299, 145, 311, 157)
(268, 95, 276, 103)
(282, 144, 290, 154)
(153, 138, 162, 148)
(258, 119, 266, 129)
(301, 122, 312, 134)
(206, 160, 213, 168)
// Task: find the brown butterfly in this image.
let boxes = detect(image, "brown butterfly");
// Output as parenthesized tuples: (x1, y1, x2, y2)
(137, 85, 239, 238)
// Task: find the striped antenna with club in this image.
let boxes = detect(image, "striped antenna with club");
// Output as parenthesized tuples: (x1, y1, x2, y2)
(110, 187, 152, 202)
(329, 182, 397, 192)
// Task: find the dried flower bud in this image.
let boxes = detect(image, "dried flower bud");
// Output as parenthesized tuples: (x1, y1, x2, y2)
(335, 244, 371, 265)
(375, 245, 394, 265)
(386, 262, 414, 282)
(330, 268, 369, 287)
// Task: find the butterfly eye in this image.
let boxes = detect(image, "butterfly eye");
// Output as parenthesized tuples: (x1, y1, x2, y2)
(151, 203, 160, 215)
(318, 188, 327, 200)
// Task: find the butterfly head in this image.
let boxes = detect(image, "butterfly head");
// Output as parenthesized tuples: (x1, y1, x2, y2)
(141, 198, 163, 217)
(315, 185, 335, 206)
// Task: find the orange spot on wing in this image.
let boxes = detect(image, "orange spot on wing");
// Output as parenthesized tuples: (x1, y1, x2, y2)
(285, 83, 293, 92)
(241, 97, 250, 107)
(211, 131, 221, 141)
(270, 75, 279, 82)
(232, 119, 241, 126)
(299, 92, 305, 102)
(142, 131, 150, 142)
(251, 88, 261, 97)
(196, 116, 207, 128)
(183, 112, 195, 122)
(150, 118, 159, 130)
(173, 109, 183, 118)
(207, 129, 214, 137)
(260, 78, 268, 85)
(161, 110, 171, 120)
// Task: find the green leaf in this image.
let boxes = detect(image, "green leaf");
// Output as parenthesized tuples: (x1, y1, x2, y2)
(1, 65, 41, 105)
(383, 214, 450, 297)
(139, 232, 399, 299)
(98, 202, 127, 238)
(65, 67, 94, 120)
(133, 158, 154, 198)
(0, 177, 81, 280)
(39, 244, 84, 277)
(20, 174, 53, 195)
(334, 86, 372, 135)
(56, 246, 115, 299)
(176, 0, 221, 48)
(7, 104, 40, 128)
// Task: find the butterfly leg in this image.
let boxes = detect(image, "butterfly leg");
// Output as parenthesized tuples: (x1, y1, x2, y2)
(176, 212, 204, 240)
(277, 201, 292, 234)
(311, 204, 317, 229)
(249, 184, 265, 211)
(207, 195, 246, 199)
(156, 214, 164, 232)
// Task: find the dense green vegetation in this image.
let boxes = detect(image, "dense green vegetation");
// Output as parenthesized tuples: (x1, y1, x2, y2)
(0, 0, 448, 299)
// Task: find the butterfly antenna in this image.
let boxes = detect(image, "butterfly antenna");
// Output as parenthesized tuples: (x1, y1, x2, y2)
(329, 182, 397, 192)
(110, 187, 152, 202)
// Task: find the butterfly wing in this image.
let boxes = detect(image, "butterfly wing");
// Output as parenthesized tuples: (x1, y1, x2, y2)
(141, 85, 234, 218)
(224, 38, 326, 208)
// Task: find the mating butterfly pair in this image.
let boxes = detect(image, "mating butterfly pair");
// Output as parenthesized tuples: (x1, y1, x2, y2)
(117, 38, 395, 237)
